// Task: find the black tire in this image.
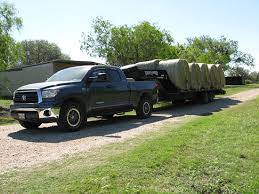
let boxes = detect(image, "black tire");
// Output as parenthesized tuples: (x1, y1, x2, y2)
(19, 121, 41, 129)
(208, 93, 215, 103)
(136, 97, 153, 119)
(199, 92, 209, 104)
(57, 102, 85, 132)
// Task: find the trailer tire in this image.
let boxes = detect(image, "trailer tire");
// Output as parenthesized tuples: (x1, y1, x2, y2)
(199, 92, 209, 104)
(136, 97, 153, 119)
(58, 102, 85, 132)
(19, 121, 41, 129)
(208, 93, 215, 102)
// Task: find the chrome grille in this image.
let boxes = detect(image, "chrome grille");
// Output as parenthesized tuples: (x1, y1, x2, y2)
(14, 91, 38, 103)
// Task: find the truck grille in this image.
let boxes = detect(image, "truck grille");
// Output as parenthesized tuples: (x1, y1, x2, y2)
(14, 91, 38, 103)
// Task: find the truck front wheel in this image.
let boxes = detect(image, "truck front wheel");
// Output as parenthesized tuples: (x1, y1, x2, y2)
(58, 102, 85, 132)
(19, 121, 41, 129)
(136, 97, 153, 119)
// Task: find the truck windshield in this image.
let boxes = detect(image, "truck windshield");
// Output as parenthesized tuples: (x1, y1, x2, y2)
(46, 66, 92, 82)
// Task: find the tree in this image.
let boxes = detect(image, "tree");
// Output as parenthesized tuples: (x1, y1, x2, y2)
(178, 36, 254, 70)
(228, 66, 250, 79)
(249, 71, 259, 82)
(0, 1, 24, 70)
(81, 17, 176, 66)
(20, 40, 70, 65)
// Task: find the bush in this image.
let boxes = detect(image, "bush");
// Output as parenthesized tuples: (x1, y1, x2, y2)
(245, 79, 253, 84)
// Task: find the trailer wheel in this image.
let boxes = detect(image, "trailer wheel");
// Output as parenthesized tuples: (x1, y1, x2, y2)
(19, 121, 41, 129)
(58, 102, 85, 132)
(208, 93, 215, 102)
(199, 92, 209, 104)
(136, 97, 153, 119)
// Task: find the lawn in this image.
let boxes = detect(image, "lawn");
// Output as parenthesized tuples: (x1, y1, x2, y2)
(0, 97, 12, 109)
(219, 83, 259, 97)
(0, 96, 258, 193)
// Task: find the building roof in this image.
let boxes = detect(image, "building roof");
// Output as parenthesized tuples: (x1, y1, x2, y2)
(0, 60, 102, 72)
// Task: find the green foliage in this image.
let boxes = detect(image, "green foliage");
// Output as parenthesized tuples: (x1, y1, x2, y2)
(179, 35, 254, 69)
(20, 40, 70, 65)
(81, 17, 176, 66)
(81, 17, 255, 69)
(0, 1, 24, 71)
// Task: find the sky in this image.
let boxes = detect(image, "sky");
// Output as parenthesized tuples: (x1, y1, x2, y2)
(9, 0, 259, 71)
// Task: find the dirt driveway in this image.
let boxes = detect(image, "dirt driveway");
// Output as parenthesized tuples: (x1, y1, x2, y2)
(1, 89, 259, 173)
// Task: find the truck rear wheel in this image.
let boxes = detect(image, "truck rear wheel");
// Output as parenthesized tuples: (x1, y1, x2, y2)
(19, 121, 41, 129)
(58, 102, 85, 132)
(136, 97, 153, 119)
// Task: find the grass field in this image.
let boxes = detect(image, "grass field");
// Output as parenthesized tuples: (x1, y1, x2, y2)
(219, 83, 259, 96)
(0, 98, 12, 109)
(1, 96, 258, 193)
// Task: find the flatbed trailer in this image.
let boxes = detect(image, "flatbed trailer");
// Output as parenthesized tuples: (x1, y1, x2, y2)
(121, 67, 226, 104)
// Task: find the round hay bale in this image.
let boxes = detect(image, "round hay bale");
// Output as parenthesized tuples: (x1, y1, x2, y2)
(135, 59, 161, 70)
(188, 63, 201, 90)
(121, 64, 145, 80)
(215, 64, 225, 88)
(158, 59, 190, 90)
(207, 64, 218, 89)
(197, 63, 210, 89)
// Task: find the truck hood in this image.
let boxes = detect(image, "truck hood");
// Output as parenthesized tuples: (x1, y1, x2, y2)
(17, 81, 80, 91)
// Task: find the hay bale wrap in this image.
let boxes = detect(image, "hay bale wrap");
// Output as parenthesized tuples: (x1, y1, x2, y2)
(135, 59, 161, 70)
(158, 59, 190, 90)
(197, 63, 210, 89)
(121, 64, 145, 80)
(207, 64, 218, 89)
(188, 63, 201, 90)
(215, 64, 225, 88)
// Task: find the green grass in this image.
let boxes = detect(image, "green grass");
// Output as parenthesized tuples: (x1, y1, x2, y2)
(0, 98, 16, 125)
(218, 83, 259, 97)
(0, 117, 16, 125)
(1, 97, 258, 193)
(0, 97, 12, 109)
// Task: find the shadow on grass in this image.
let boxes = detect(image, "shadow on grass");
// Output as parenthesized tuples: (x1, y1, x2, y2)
(8, 97, 241, 143)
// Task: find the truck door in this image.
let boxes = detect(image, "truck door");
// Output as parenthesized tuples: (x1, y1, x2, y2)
(87, 68, 111, 111)
(106, 68, 131, 108)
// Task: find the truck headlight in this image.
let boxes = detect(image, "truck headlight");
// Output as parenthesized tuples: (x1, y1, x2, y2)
(42, 89, 59, 99)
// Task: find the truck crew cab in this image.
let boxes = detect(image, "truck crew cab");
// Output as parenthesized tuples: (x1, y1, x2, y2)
(10, 65, 158, 131)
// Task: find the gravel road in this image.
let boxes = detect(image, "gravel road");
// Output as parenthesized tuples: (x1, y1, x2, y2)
(1, 89, 259, 173)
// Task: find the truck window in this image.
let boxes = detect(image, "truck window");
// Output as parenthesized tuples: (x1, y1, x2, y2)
(109, 69, 122, 82)
(90, 69, 108, 82)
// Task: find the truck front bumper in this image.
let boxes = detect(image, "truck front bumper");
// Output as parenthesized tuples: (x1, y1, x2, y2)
(10, 106, 60, 123)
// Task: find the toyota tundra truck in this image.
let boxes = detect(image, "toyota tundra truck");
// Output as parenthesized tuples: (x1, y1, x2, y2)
(10, 65, 158, 131)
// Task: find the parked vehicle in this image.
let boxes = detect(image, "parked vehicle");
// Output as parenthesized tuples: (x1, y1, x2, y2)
(10, 65, 158, 131)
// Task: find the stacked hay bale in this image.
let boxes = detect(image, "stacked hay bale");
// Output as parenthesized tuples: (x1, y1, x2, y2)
(134, 59, 161, 70)
(207, 64, 218, 89)
(121, 59, 224, 91)
(197, 63, 210, 89)
(158, 59, 190, 90)
(188, 63, 201, 90)
(215, 64, 225, 88)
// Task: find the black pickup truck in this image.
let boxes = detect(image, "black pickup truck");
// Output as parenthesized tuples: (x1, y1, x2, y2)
(10, 65, 158, 131)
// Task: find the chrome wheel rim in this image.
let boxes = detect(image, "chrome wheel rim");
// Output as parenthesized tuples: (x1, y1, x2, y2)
(143, 102, 151, 115)
(67, 108, 81, 127)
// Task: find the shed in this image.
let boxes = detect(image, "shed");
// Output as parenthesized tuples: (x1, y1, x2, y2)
(0, 60, 100, 97)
